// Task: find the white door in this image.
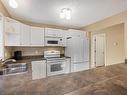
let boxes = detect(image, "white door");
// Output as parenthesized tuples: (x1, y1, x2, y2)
(94, 33, 105, 67)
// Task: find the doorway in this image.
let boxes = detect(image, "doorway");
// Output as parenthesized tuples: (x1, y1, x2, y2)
(92, 33, 106, 67)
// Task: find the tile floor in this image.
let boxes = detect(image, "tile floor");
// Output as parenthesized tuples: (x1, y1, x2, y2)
(0, 63, 127, 95)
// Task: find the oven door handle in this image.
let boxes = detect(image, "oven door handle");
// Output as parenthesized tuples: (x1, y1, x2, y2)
(46, 61, 66, 63)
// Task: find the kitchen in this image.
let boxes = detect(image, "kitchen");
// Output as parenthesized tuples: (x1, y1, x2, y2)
(0, 0, 127, 95)
(0, 15, 90, 95)
(0, 16, 90, 78)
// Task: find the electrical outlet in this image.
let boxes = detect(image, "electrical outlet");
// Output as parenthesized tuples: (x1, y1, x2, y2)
(35, 50, 39, 54)
(5, 52, 7, 57)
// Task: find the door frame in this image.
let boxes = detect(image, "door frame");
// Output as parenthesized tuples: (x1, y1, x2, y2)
(91, 33, 106, 68)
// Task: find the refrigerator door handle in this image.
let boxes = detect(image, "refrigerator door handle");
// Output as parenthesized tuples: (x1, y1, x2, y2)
(67, 37, 72, 39)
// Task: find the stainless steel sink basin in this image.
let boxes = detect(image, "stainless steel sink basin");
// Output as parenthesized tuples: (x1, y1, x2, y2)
(0, 63, 28, 76)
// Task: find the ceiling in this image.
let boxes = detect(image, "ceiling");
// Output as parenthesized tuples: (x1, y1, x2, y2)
(2, 0, 127, 28)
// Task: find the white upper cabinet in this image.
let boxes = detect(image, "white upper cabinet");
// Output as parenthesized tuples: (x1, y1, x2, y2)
(31, 27, 44, 46)
(20, 24, 30, 46)
(67, 29, 86, 38)
(45, 28, 62, 37)
(4, 17, 20, 34)
(4, 17, 21, 46)
(4, 17, 67, 47)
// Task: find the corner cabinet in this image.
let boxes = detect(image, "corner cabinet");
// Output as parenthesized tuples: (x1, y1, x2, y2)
(32, 60, 46, 80)
(4, 17, 21, 46)
(30, 27, 44, 46)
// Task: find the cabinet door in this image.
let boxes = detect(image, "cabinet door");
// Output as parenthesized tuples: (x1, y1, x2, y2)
(65, 58, 71, 73)
(61, 30, 66, 47)
(31, 27, 44, 46)
(5, 22, 21, 46)
(5, 19, 20, 34)
(20, 24, 30, 46)
(32, 60, 46, 80)
(68, 29, 86, 38)
(45, 28, 62, 37)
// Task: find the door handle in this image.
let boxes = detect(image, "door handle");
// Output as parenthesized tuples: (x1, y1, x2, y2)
(67, 37, 72, 39)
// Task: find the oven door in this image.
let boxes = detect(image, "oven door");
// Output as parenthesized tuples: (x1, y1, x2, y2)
(45, 37, 62, 46)
(47, 61, 66, 76)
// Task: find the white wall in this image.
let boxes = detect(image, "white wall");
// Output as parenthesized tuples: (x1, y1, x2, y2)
(124, 18, 127, 60)
(91, 23, 124, 67)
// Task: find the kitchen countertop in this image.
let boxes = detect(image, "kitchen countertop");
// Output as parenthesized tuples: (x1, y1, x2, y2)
(0, 56, 43, 70)
(0, 55, 71, 70)
(15, 55, 70, 63)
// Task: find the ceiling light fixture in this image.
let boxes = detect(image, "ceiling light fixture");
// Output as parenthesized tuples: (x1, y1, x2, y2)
(60, 8, 72, 20)
(9, 0, 18, 8)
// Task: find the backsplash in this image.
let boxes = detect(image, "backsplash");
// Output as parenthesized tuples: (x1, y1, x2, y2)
(11, 47, 65, 57)
(4, 47, 12, 59)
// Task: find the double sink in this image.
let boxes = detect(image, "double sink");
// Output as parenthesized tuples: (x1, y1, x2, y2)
(0, 63, 28, 76)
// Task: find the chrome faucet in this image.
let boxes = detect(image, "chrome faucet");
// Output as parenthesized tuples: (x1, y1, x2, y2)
(1, 59, 16, 65)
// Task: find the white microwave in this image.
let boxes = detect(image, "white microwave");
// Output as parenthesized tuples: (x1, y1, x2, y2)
(45, 37, 63, 46)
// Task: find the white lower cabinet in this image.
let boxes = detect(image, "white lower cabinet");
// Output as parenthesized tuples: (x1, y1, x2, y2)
(32, 60, 46, 80)
(65, 58, 71, 73)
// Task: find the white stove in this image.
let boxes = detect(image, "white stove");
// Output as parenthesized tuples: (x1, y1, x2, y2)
(44, 50, 67, 76)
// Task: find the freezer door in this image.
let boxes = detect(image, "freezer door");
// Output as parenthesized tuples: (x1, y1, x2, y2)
(71, 62, 89, 72)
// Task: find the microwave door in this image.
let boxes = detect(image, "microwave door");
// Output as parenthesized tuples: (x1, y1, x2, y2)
(47, 41, 58, 44)
(45, 37, 61, 46)
(46, 40, 58, 46)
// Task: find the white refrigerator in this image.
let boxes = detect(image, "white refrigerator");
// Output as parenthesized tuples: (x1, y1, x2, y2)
(65, 30, 89, 72)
